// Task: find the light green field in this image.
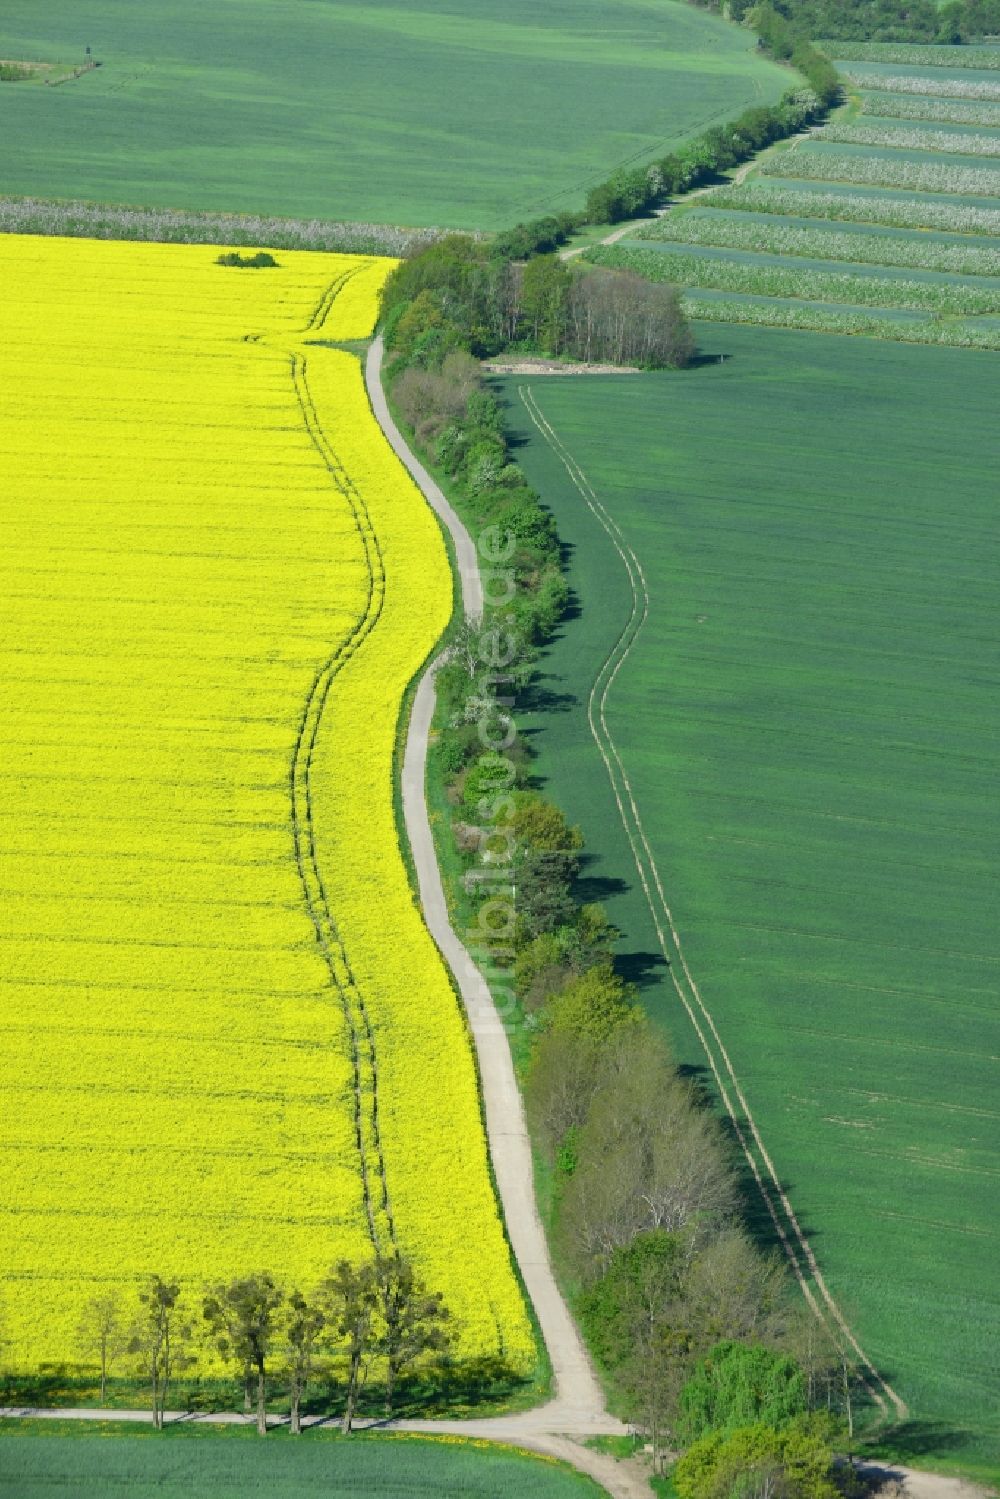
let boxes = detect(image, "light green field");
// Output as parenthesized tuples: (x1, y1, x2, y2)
(0, 1426, 604, 1497)
(0, 0, 788, 229)
(594, 50, 1000, 345)
(494, 327, 1000, 1477)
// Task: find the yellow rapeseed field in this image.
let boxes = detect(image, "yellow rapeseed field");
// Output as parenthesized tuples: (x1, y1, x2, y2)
(0, 234, 533, 1376)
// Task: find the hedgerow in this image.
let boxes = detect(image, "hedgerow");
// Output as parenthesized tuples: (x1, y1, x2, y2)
(680, 292, 1000, 349)
(707, 182, 1000, 236)
(818, 121, 1000, 155)
(639, 210, 1000, 276)
(582, 91, 825, 227)
(761, 148, 1000, 194)
(0, 196, 440, 255)
(820, 41, 1000, 68)
(840, 68, 1000, 100)
(586, 243, 1000, 315)
(860, 91, 1000, 126)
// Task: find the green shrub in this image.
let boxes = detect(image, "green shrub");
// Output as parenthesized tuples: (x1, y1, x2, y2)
(678, 1341, 807, 1443)
(547, 963, 638, 1042)
(674, 1419, 840, 1499)
(215, 250, 278, 268)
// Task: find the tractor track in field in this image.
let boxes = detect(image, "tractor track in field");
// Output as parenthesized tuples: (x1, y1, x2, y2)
(304, 262, 373, 334)
(516, 382, 908, 1423)
(287, 295, 397, 1255)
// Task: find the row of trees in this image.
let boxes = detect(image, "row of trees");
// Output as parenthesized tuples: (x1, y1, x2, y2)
(377, 165, 869, 1494)
(377, 319, 864, 1484)
(584, 84, 831, 228)
(577, 0, 842, 232)
(527, 1013, 860, 1473)
(378, 254, 871, 1498)
(75, 1255, 451, 1434)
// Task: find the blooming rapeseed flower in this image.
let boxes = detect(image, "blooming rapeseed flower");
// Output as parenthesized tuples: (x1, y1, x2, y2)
(0, 235, 533, 1376)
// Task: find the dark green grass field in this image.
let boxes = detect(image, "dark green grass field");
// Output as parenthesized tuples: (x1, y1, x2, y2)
(0, 1424, 603, 1497)
(0, 0, 787, 229)
(495, 327, 1000, 1475)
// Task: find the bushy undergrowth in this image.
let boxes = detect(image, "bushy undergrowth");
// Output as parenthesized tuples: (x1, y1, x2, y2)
(818, 120, 1000, 155)
(841, 68, 1000, 100)
(821, 41, 1000, 68)
(708, 182, 1000, 235)
(0, 196, 439, 255)
(762, 148, 1000, 194)
(643, 209, 1000, 275)
(861, 91, 1000, 126)
(588, 244, 1000, 315)
(679, 293, 1000, 348)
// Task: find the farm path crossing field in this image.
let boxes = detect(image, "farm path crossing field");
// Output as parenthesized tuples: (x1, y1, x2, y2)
(496, 329, 1000, 1466)
(0, 0, 789, 229)
(0, 235, 533, 1375)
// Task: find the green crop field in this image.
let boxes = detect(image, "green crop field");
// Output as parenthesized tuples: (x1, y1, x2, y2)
(0, 0, 788, 229)
(0, 1426, 603, 1497)
(494, 326, 1000, 1474)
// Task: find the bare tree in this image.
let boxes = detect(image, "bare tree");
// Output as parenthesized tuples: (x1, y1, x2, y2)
(203, 1273, 284, 1437)
(680, 1229, 790, 1353)
(565, 270, 694, 368)
(77, 1292, 126, 1403)
(526, 1028, 605, 1158)
(560, 1042, 738, 1275)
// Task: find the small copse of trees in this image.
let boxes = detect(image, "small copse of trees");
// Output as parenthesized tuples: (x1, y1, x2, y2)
(381, 234, 693, 369)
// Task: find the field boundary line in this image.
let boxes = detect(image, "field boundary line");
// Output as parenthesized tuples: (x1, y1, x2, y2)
(517, 383, 907, 1420)
(364, 337, 627, 1437)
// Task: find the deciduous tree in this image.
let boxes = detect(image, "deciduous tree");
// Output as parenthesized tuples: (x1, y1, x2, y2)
(370, 1254, 453, 1415)
(281, 1288, 326, 1435)
(202, 1273, 284, 1436)
(77, 1292, 126, 1403)
(321, 1260, 379, 1434)
(679, 1340, 807, 1443)
(128, 1276, 193, 1429)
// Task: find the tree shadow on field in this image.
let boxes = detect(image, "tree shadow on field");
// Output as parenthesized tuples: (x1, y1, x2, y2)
(574, 851, 629, 906)
(673, 1077, 824, 1263)
(557, 580, 581, 624)
(861, 1419, 973, 1462)
(688, 350, 736, 370)
(518, 674, 577, 714)
(616, 949, 668, 993)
